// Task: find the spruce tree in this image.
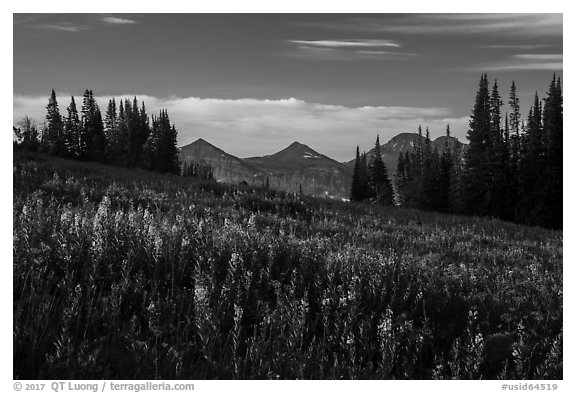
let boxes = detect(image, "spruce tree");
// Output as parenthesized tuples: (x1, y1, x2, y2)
(462, 74, 491, 216)
(438, 124, 453, 212)
(117, 100, 130, 166)
(350, 146, 362, 201)
(359, 152, 372, 200)
(43, 89, 65, 156)
(517, 94, 545, 225)
(64, 96, 81, 158)
(104, 98, 120, 164)
(147, 110, 180, 174)
(421, 127, 435, 210)
(369, 135, 394, 205)
(402, 151, 413, 207)
(542, 75, 563, 228)
(80, 89, 105, 161)
(15, 116, 40, 151)
(394, 152, 407, 206)
(449, 138, 464, 214)
(489, 79, 509, 219)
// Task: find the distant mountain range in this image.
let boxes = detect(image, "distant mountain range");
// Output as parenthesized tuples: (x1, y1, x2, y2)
(344, 132, 467, 173)
(179, 133, 467, 200)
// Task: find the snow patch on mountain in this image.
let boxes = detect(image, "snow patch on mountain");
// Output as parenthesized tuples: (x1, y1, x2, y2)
(303, 152, 321, 159)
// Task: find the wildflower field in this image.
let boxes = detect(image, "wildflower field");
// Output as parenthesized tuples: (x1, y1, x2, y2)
(13, 151, 562, 379)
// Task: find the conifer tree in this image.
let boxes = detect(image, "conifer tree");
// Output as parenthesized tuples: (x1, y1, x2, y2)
(438, 124, 453, 212)
(116, 99, 130, 166)
(64, 96, 81, 158)
(542, 74, 563, 228)
(369, 135, 394, 205)
(350, 146, 363, 201)
(394, 152, 407, 206)
(402, 151, 413, 206)
(489, 79, 509, 219)
(421, 127, 435, 210)
(14, 116, 40, 151)
(42, 89, 65, 156)
(137, 101, 151, 166)
(80, 89, 105, 161)
(517, 94, 545, 225)
(146, 110, 180, 174)
(359, 152, 372, 200)
(104, 98, 120, 164)
(449, 138, 464, 214)
(462, 74, 491, 216)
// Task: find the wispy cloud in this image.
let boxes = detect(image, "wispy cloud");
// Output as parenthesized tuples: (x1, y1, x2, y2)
(13, 94, 466, 160)
(480, 44, 552, 50)
(483, 62, 563, 72)
(35, 23, 87, 32)
(301, 14, 562, 38)
(288, 39, 400, 48)
(468, 53, 563, 72)
(286, 45, 417, 61)
(285, 38, 415, 61)
(513, 54, 562, 61)
(100, 16, 138, 25)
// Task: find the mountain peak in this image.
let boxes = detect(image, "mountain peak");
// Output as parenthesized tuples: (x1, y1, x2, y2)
(287, 141, 308, 149)
(193, 138, 210, 145)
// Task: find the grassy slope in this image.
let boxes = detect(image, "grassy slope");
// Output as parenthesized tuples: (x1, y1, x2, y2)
(13, 151, 562, 379)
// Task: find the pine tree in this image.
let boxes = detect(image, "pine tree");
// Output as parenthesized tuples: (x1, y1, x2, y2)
(402, 151, 413, 207)
(138, 101, 151, 167)
(394, 152, 407, 206)
(517, 93, 545, 225)
(146, 110, 180, 174)
(116, 99, 130, 166)
(104, 98, 120, 164)
(359, 152, 372, 200)
(14, 116, 40, 151)
(449, 138, 464, 214)
(489, 79, 509, 219)
(542, 74, 563, 228)
(350, 146, 363, 201)
(421, 127, 435, 210)
(462, 74, 491, 216)
(64, 96, 81, 158)
(369, 135, 394, 205)
(438, 124, 453, 212)
(509, 81, 521, 167)
(80, 90, 105, 161)
(42, 89, 65, 156)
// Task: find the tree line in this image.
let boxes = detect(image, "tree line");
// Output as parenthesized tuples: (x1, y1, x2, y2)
(14, 89, 181, 175)
(350, 135, 395, 205)
(350, 74, 562, 230)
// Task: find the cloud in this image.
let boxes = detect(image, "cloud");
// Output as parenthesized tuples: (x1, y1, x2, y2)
(100, 16, 138, 25)
(483, 62, 563, 72)
(300, 14, 562, 38)
(284, 38, 415, 61)
(13, 94, 467, 161)
(467, 53, 563, 72)
(285, 41, 416, 61)
(480, 44, 552, 50)
(513, 54, 563, 61)
(288, 39, 400, 48)
(35, 23, 87, 32)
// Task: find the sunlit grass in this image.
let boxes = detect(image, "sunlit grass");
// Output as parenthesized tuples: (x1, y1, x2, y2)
(13, 151, 562, 379)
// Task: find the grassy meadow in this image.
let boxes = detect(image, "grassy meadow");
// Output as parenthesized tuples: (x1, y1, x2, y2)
(13, 151, 562, 379)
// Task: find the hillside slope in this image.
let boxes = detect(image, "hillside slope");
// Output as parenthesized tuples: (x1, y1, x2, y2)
(13, 151, 562, 380)
(180, 139, 352, 199)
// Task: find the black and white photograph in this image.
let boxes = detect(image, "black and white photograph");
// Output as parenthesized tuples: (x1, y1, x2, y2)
(11, 7, 564, 386)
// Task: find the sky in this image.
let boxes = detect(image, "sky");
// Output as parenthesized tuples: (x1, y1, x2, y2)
(13, 13, 563, 161)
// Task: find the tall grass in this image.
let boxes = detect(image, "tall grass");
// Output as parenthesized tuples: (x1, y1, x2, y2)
(13, 152, 562, 379)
